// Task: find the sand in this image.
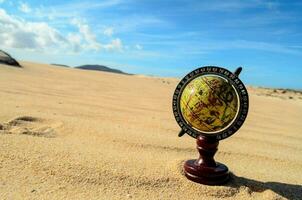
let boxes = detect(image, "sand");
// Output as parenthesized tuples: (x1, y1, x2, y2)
(0, 62, 301, 200)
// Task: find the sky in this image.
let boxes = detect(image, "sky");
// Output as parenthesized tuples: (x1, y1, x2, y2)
(0, 0, 302, 89)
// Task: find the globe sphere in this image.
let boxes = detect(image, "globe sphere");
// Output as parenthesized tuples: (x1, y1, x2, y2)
(180, 75, 239, 134)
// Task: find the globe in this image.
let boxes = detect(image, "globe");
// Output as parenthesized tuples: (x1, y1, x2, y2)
(180, 75, 239, 134)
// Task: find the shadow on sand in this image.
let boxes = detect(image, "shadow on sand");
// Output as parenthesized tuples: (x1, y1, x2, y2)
(227, 173, 302, 200)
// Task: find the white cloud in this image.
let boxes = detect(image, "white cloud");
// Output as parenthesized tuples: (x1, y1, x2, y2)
(190, 0, 280, 12)
(229, 40, 301, 54)
(0, 9, 66, 50)
(71, 18, 123, 51)
(135, 44, 143, 50)
(19, 2, 31, 13)
(66, 33, 83, 52)
(103, 27, 114, 36)
(0, 9, 124, 53)
(71, 18, 101, 51)
(103, 38, 123, 51)
(31, 0, 122, 20)
(183, 39, 302, 55)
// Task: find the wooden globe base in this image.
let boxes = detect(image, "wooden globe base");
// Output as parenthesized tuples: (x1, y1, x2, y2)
(184, 135, 229, 185)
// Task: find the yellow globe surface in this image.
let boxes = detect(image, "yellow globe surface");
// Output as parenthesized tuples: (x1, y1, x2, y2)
(180, 75, 239, 133)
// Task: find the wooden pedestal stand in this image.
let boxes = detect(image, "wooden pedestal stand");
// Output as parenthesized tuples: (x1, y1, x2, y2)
(184, 135, 229, 185)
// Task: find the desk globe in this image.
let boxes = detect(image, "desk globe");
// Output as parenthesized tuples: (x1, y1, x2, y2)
(172, 66, 249, 185)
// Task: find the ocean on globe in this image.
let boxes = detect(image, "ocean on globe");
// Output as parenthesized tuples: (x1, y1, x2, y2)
(180, 75, 239, 133)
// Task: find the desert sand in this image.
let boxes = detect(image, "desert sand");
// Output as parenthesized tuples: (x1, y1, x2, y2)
(0, 62, 301, 200)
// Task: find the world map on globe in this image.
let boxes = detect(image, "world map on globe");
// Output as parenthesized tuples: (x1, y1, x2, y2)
(180, 75, 239, 133)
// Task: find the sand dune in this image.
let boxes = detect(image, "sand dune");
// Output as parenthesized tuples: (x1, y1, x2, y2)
(0, 62, 301, 199)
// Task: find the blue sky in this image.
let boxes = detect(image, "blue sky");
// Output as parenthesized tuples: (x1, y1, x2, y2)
(0, 0, 302, 89)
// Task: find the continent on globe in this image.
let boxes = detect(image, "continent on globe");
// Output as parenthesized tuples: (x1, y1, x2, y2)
(180, 75, 238, 133)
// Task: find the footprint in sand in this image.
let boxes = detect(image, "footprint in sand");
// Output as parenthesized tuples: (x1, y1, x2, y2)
(0, 116, 57, 138)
